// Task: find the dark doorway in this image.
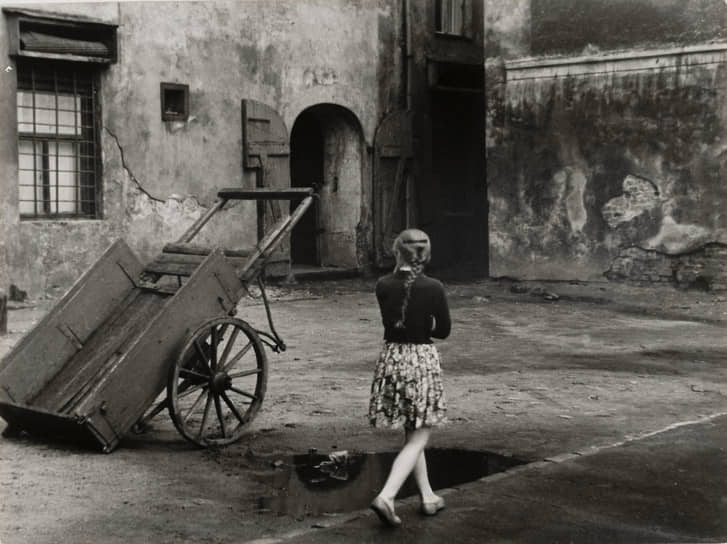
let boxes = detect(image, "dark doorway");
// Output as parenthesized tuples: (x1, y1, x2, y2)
(430, 78, 487, 278)
(290, 111, 323, 266)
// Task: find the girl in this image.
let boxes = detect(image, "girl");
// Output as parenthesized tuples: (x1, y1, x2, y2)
(368, 228, 451, 526)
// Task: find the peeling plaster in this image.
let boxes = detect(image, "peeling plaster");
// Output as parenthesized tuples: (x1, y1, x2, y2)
(602, 175, 661, 229)
(559, 167, 587, 232)
(303, 67, 338, 87)
(645, 216, 712, 253)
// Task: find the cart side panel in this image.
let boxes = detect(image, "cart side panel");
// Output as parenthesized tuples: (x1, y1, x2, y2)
(0, 402, 108, 450)
(72, 251, 243, 450)
(0, 239, 142, 405)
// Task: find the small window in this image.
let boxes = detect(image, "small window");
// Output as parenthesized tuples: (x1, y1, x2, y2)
(161, 82, 189, 122)
(16, 61, 101, 219)
(435, 0, 467, 37)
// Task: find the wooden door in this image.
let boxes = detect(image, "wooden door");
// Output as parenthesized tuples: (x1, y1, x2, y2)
(373, 110, 434, 268)
(241, 100, 291, 270)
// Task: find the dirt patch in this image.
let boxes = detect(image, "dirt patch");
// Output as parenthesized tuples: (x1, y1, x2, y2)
(0, 279, 725, 543)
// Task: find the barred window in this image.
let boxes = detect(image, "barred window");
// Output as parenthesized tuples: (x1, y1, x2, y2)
(17, 61, 100, 219)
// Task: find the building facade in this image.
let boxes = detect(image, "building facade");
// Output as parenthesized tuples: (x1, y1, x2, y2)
(0, 0, 485, 297)
(486, 0, 727, 290)
(2, 0, 724, 298)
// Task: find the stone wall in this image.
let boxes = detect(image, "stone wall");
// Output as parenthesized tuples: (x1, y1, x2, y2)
(606, 243, 727, 291)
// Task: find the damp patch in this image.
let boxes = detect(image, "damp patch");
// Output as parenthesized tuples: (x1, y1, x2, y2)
(256, 448, 526, 518)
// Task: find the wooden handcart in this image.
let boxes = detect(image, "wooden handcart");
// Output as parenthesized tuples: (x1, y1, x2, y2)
(0, 188, 315, 452)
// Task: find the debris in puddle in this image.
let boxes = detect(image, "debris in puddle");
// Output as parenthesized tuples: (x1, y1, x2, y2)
(312, 450, 353, 481)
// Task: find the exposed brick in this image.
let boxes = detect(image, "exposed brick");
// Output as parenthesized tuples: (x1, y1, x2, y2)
(606, 243, 727, 291)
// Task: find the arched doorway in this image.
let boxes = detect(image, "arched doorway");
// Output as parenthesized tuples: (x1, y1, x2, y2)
(290, 111, 324, 266)
(289, 104, 364, 271)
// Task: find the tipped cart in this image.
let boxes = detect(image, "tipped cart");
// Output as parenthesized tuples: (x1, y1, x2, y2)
(0, 188, 315, 452)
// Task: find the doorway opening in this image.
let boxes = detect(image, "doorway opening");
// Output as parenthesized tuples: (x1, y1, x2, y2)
(430, 63, 487, 278)
(289, 104, 364, 275)
(290, 111, 323, 266)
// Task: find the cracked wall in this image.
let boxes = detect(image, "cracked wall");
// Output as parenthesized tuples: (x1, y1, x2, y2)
(0, 1, 388, 297)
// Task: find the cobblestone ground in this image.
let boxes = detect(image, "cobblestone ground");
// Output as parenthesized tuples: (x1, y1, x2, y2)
(1, 278, 726, 544)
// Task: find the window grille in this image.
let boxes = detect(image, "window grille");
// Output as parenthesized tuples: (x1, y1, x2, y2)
(16, 61, 100, 218)
(435, 0, 466, 36)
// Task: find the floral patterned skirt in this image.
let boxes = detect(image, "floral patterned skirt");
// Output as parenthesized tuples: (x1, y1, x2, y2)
(368, 342, 447, 430)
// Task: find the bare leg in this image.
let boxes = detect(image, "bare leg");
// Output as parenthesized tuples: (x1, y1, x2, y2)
(412, 449, 440, 503)
(377, 427, 431, 502)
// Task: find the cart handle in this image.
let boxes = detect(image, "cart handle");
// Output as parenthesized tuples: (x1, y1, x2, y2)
(255, 275, 286, 353)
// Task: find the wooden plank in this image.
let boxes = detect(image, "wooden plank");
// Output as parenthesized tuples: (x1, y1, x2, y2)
(239, 195, 314, 280)
(0, 240, 142, 404)
(145, 253, 249, 277)
(176, 198, 226, 244)
(72, 251, 244, 448)
(218, 187, 314, 200)
(29, 290, 168, 414)
(162, 243, 251, 258)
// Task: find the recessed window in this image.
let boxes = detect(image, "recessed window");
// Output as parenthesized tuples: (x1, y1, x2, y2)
(435, 0, 468, 37)
(17, 61, 101, 219)
(4, 7, 118, 63)
(160, 82, 189, 122)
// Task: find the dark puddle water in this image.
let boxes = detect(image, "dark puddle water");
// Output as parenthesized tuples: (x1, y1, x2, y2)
(256, 448, 526, 517)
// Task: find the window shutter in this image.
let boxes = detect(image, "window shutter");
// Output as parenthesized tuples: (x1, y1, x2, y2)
(20, 30, 110, 57)
(4, 8, 117, 63)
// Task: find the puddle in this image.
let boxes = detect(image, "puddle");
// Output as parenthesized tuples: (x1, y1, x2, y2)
(256, 448, 526, 517)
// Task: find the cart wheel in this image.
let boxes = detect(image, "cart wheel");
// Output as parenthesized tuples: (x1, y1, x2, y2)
(168, 317, 268, 447)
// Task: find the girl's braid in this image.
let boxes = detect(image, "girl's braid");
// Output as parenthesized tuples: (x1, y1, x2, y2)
(394, 258, 424, 329)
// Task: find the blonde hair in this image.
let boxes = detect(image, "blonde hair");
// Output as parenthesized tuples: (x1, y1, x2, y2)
(392, 229, 431, 329)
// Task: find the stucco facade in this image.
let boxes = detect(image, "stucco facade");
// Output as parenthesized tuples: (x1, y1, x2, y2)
(486, 0, 727, 290)
(0, 1, 392, 296)
(0, 0, 486, 297)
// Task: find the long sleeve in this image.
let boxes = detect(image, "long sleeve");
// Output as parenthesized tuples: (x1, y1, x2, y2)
(376, 273, 451, 343)
(431, 282, 451, 339)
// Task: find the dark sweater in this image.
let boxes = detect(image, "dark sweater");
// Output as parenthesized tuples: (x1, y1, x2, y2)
(375, 272, 451, 344)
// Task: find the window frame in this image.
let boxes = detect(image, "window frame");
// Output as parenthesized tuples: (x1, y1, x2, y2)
(16, 59, 103, 220)
(434, 0, 472, 39)
(160, 82, 190, 122)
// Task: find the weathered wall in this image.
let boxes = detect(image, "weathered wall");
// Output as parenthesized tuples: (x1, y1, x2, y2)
(486, 0, 727, 290)
(485, 0, 529, 59)
(0, 0, 392, 296)
(530, 0, 727, 56)
(318, 113, 364, 268)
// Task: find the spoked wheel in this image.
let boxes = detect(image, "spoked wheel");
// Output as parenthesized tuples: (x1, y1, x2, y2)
(168, 317, 268, 447)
